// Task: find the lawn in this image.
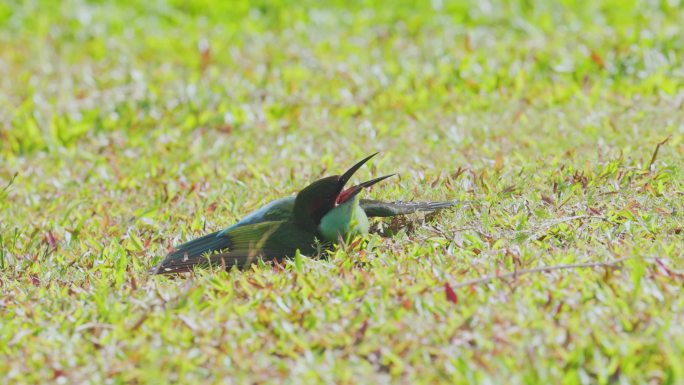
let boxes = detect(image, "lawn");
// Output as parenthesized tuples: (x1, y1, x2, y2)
(1, 0, 683, 383)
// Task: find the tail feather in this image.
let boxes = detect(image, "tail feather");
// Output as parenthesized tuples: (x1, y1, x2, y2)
(153, 249, 297, 274)
(153, 230, 231, 274)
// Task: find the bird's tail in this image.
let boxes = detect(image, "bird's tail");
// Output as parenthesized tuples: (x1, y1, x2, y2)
(152, 230, 231, 274)
(360, 199, 465, 217)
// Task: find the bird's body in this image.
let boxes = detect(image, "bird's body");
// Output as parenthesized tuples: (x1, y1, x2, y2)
(153, 154, 457, 274)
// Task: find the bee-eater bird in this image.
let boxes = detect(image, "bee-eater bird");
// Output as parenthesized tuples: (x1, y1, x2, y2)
(153, 153, 456, 274)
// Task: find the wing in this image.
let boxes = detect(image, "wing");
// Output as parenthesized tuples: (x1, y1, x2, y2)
(158, 197, 298, 273)
(153, 220, 319, 274)
(217, 196, 296, 235)
(360, 199, 458, 217)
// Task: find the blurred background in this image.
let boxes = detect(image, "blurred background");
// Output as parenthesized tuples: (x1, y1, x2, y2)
(2, 0, 682, 155)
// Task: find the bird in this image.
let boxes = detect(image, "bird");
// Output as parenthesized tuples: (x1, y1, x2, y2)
(153, 153, 457, 274)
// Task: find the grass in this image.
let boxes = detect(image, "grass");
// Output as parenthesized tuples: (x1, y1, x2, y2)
(1, 0, 683, 383)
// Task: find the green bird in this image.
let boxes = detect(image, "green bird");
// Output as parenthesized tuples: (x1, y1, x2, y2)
(153, 153, 456, 274)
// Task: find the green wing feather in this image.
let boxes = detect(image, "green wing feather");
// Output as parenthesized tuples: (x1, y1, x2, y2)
(217, 197, 296, 236)
(154, 220, 319, 274)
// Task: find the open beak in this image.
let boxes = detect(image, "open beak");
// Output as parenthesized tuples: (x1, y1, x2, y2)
(338, 152, 379, 190)
(336, 174, 395, 205)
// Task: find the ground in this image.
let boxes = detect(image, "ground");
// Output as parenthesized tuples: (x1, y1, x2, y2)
(1, 0, 683, 384)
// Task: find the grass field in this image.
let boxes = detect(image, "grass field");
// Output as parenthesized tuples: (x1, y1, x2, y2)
(1, 0, 684, 383)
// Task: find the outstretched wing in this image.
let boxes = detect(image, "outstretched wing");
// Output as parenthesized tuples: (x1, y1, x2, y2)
(154, 220, 319, 274)
(360, 199, 458, 217)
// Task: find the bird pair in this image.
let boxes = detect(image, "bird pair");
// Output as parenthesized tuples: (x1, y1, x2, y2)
(154, 153, 455, 274)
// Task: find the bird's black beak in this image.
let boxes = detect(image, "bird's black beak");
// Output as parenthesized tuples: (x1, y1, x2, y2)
(338, 152, 379, 191)
(336, 174, 395, 205)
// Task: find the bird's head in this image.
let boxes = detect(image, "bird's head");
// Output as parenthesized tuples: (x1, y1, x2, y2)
(294, 153, 393, 231)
